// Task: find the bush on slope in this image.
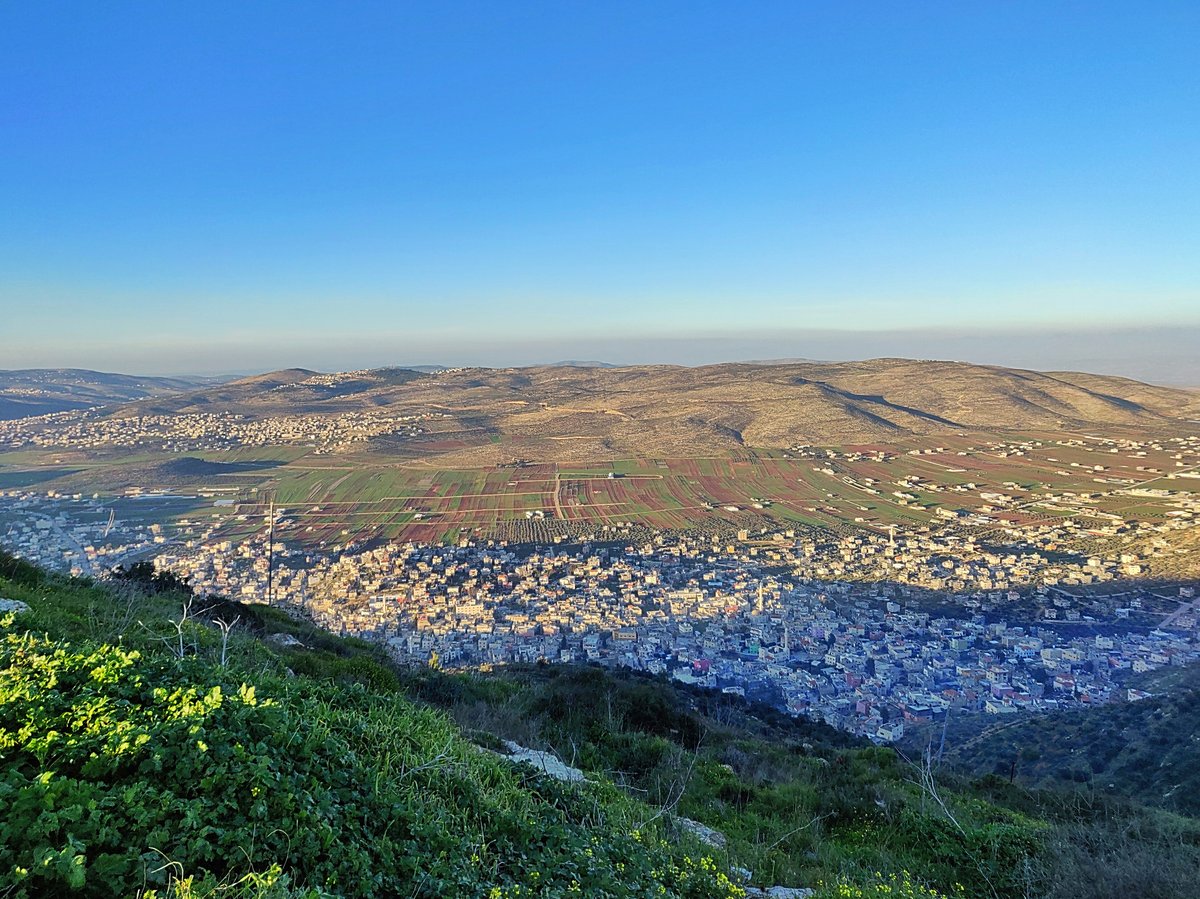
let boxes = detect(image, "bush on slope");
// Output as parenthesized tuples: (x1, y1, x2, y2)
(0, 598, 741, 897)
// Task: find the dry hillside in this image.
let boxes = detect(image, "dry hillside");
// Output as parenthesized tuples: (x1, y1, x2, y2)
(108, 359, 1200, 463)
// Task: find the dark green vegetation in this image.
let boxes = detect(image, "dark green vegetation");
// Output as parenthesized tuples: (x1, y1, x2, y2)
(2, 551, 1200, 898)
(395, 665, 1200, 899)
(940, 664, 1200, 817)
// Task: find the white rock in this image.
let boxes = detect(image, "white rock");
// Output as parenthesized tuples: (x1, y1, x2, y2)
(0, 598, 30, 615)
(675, 816, 727, 849)
(498, 741, 587, 783)
(265, 632, 304, 648)
(731, 866, 754, 883)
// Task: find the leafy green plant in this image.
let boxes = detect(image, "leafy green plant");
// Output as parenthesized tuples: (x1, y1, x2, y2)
(0, 625, 741, 898)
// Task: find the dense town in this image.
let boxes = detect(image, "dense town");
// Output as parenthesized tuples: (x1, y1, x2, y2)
(0, 407, 439, 452)
(4, 484, 1198, 745)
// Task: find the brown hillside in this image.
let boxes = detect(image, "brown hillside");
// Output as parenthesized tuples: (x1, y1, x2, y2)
(106, 360, 1200, 462)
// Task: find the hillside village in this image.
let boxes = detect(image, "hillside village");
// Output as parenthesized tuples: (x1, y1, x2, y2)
(167, 533, 1200, 743)
(4, 482, 1197, 745)
(3, 402, 1199, 747)
(0, 408, 438, 452)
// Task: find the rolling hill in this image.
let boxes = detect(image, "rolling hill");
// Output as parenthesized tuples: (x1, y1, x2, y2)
(0, 368, 220, 420)
(104, 359, 1200, 464)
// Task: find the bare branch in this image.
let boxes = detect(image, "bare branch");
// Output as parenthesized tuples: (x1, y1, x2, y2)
(214, 615, 240, 667)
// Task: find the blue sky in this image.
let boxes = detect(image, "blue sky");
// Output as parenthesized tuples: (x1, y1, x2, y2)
(2, 2, 1198, 377)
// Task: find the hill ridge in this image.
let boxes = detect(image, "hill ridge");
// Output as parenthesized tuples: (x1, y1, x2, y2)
(0, 368, 221, 420)
(97, 359, 1198, 464)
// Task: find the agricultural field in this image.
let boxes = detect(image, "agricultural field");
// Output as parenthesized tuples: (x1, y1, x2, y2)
(2, 424, 1197, 548)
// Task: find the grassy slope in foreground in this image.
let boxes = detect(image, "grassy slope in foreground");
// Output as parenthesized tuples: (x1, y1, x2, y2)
(0, 556, 742, 899)
(1, 552, 1199, 898)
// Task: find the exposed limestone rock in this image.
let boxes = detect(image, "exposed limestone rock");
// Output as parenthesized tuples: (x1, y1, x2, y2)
(496, 740, 586, 783)
(675, 816, 727, 849)
(478, 745, 813, 898)
(265, 632, 304, 648)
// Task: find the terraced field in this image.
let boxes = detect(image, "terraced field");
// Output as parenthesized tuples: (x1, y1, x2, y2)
(5, 425, 1197, 548)
(3, 362, 1198, 546)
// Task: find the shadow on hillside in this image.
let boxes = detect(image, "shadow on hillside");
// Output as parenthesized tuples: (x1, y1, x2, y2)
(155, 457, 287, 477)
(0, 468, 82, 488)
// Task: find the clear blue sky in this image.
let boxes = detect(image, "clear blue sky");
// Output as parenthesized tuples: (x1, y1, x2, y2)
(2, 2, 1198, 377)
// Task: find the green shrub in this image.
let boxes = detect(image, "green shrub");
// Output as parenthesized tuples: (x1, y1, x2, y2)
(810, 870, 966, 898)
(0, 550, 43, 588)
(0, 626, 741, 898)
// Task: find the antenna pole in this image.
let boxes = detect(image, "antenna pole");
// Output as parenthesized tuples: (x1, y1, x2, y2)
(267, 497, 276, 606)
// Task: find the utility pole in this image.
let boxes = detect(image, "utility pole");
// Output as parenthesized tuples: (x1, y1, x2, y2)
(936, 705, 951, 765)
(267, 498, 276, 607)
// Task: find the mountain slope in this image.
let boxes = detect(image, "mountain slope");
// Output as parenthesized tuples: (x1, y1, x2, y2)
(112, 368, 321, 416)
(0, 369, 219, 420)
(99, 359, 1200, 463)
(0, 556, 743, 899)
(940, 663, 1200, 817)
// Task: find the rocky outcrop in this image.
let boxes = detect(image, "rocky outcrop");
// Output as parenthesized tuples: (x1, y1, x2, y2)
(494, 740, 587, 783)
(265, 632, 304, 648)
(676, 819, 813, 897)
(675, 816, 727, 849)
(484, 741, 814, 897)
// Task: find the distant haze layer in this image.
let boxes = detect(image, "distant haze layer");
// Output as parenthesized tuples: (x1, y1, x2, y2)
(8, 325, 1200, 386)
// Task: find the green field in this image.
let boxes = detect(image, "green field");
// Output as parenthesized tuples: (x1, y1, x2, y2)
(2, 430, 1197, 548)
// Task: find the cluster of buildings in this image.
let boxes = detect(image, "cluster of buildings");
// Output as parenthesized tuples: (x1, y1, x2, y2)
(149, 519, 1200, 744)
(3, 422, 1199, 745)
(0, 408, 438, 452)
(0, 489, 171, 575)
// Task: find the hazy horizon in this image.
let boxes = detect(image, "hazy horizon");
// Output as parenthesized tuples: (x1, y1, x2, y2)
(3, 3, 1198, 384)
(6, 323, 1200, 387)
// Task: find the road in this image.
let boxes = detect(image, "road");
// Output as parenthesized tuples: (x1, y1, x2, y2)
(1161, 596, 1200, 629)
